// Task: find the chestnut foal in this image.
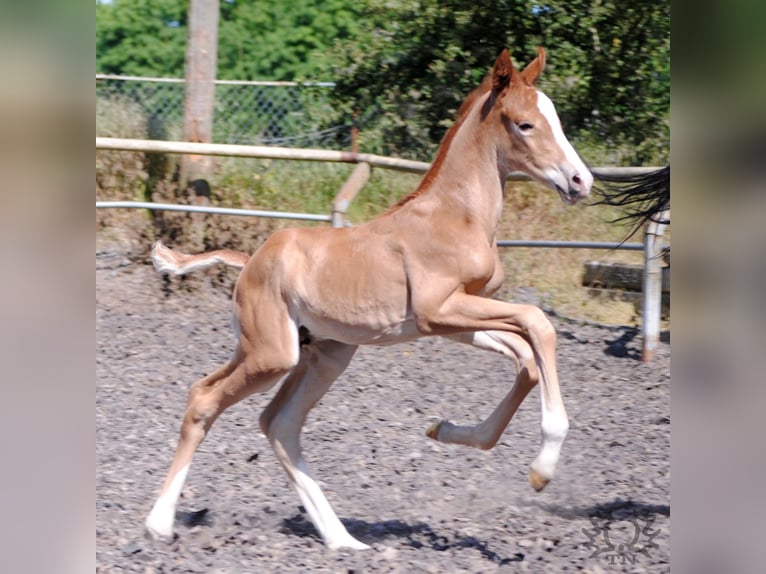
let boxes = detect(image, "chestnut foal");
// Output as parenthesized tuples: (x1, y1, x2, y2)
(146, 47, 592, 550)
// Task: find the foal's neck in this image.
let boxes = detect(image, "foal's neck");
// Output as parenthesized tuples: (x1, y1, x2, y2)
(423, 99, 505, 232)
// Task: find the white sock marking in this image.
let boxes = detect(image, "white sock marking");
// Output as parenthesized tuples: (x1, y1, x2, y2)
(532, 400, 569, 479)
(145, 463, 190, 539)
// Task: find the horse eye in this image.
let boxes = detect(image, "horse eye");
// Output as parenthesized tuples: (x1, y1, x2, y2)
(518, 122, 534, 132)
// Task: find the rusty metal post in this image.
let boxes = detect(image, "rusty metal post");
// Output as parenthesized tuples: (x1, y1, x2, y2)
(332, 162, 370, 227)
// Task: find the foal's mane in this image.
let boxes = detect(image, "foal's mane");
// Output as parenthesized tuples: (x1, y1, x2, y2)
(386, 76, 493, 213)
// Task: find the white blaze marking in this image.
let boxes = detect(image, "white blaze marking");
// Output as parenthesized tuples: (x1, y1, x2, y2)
(536, 91, 593, 192)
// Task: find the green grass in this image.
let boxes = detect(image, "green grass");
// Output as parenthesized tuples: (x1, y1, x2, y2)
(212, 156, 420, 221)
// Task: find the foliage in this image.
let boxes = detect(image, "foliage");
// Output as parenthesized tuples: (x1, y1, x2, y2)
(96, 0, 188, 77)
(97, 0, 362, 81)
(217, 0, 363, 81)
(96, 96, 156, 246)
(325, 0, 669, 165)
(96, 0, 669, 165)
(96, 95, 150, 200)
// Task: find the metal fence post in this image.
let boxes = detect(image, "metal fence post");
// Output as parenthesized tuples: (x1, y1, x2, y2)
(642, 209, 669, 362)
(332, 162, 370, 227)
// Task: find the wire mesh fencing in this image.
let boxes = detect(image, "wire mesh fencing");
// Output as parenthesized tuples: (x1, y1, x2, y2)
(96, 75, 350, 149)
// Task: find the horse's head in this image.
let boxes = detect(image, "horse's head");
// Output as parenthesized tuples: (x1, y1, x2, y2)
(486, 47, 592, 204)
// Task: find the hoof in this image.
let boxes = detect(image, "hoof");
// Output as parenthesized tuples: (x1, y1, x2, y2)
(425, 420, 442, 441)
(327, 537, 371, 551)
(145, 504, 176, 542)
(144, 523, 176, 542)
(528, 468, 550, 492)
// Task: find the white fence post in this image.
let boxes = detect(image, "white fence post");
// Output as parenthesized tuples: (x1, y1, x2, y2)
(642, 209, 669, 362)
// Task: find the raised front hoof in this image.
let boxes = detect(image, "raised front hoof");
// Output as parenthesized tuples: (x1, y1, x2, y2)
(528, 468, 551, 492)
(425, 420, 443, 441)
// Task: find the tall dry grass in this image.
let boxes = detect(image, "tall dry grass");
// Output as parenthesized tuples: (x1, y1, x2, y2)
(96, 96, 154, 249)
(496, 182, 649, 325)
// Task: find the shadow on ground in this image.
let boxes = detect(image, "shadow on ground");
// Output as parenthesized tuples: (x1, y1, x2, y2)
(528, 498, 670, 521)
(281, 512, 525, 565)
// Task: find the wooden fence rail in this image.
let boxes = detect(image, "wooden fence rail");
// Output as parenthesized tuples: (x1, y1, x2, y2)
(96, 137, 659, 179)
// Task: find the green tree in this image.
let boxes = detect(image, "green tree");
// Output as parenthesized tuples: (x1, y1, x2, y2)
(217, 0, 362, 81)
(96, 0, 363, 81)
(96, 0, 669, 163)
(326, 0, 669, 165)
(533, 0, 670, 164)
(96, 0, 188, 77)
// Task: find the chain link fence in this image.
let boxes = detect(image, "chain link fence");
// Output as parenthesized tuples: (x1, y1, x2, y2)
(96, 75, 350, 149)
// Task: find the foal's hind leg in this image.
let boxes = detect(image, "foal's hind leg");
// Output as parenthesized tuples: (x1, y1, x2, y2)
(259, 339, 367, 550)
(145, 344, 295, 539)
(427, 331, 538, 450)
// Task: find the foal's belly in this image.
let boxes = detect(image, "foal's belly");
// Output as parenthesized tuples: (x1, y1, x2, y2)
(298, 313, 422, 346)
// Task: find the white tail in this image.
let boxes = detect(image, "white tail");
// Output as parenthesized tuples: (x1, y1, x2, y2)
(150, 241, 249, 276)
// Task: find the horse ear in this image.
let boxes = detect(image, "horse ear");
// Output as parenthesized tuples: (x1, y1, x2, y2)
(520, 46, 546, 85)
(492, 48, 515, 93)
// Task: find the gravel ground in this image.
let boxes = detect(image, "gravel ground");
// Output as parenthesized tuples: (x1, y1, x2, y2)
(96, 247, 670, 573)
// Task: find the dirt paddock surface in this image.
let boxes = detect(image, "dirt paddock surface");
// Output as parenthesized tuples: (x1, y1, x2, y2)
(97, 247, 670, 573)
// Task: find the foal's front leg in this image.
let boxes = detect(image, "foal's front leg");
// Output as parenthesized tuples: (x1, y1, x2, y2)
(420, 294, 569, 491)
(427, 330, 538, 449)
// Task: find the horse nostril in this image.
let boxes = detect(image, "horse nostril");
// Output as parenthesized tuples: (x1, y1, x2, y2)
(572, 174, 582, 186)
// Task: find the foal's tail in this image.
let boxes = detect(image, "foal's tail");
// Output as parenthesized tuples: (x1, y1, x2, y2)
(151, 240, 250, 275)
(593, 165, 670, 239)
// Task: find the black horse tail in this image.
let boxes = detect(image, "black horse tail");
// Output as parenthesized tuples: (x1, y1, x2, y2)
(593, 165, 670, 240)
